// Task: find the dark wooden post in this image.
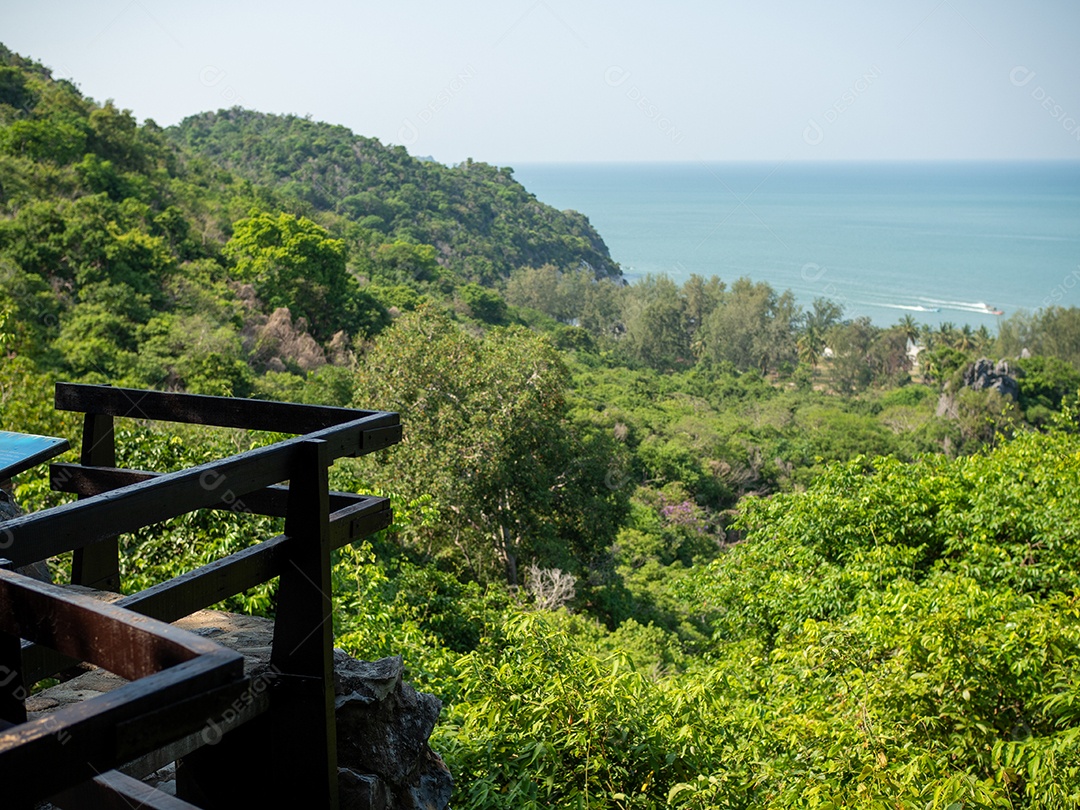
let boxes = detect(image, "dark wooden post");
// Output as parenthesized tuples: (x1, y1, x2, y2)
(0, 559, 27, 728)
(0, 564, 32, 810)
(181, 439, 342, 807)
(71, 413, 120, 590)
(268, 438, 339, 808)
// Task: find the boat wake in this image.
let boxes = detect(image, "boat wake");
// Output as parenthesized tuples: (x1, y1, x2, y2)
(918, 297, 1004, 315)
(877, 303, 941, 313)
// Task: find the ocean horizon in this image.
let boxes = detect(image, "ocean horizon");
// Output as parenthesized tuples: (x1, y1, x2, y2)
(511, 160, 1080, 329)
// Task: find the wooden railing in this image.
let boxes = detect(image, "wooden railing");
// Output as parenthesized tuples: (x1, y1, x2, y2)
(0, 383, 402, 809)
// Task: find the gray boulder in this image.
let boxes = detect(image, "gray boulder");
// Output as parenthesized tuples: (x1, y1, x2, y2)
(962, 358, 1020, 400)
(335, 652, 452, 810)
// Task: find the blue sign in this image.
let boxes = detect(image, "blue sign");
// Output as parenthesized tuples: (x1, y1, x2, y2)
(0, 430, 71, 481)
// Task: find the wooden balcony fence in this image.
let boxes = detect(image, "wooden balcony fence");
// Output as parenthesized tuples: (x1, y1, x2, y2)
(0, 383, 402, 809)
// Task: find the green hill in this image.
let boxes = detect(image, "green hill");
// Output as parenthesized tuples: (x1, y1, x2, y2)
(168, 108, 619, 283)
(0, 44, 619, 397)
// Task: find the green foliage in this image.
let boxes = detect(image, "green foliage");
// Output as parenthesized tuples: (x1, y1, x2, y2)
(438, 611, 695, 809)
(709, 428, 1080, 640)
(998, 307, 1080, 368)
(223, 210, 380, 339)
(0, 64, 35, 113)
(169, 109, 620, 281)
(353, 307, 627, 584)
(620, 275, 693, 371)
(458, 282, 509, 324)
(8, 42, 1080, 809)
(371, 240, 443, 285)
(1015, 354, 1080, 426)
(365, 283, 427, 313)
(0, 117, 87, 163)
(505, 264, 626, 341)
(702, 277, 799, 374)
(439, 428, 1080, 808)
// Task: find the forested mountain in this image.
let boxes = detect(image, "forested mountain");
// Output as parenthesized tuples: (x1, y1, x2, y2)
(0, 44, 618, 397)
(169, 108, 618, 282)
(5, 41, 1080, 808)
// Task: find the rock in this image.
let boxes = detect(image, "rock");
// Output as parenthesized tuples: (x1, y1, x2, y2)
(935, 393, 958, 419)
(339, 768, 391, 810)
(0, 488, 17, 521)
(936, 357, 1021, 422)
(962, 357, 1019, 400)
(408, 750, 454, 810)
(334, 652, 452, 810)
(335, 654, 404, 707)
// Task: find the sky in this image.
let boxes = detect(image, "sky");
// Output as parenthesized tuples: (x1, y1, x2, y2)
(3, 0, 1080, 165)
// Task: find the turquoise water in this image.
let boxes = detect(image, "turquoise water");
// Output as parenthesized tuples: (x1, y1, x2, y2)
(511, 161, 1080, 328)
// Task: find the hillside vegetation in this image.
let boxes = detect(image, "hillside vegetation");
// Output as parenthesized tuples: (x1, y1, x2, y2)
(170, 109, 618, 282)
(4, 44, 1080, 807)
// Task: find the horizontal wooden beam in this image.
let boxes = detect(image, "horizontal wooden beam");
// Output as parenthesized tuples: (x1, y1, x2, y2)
(1, 655, 241, 805)
(51, 769, 202, 810)
(0, 571, 244, 805)
(116, 675, 273, 779)
(117, 495, 390, 625)
(328, 497, 395, 548)
(2, 412, 398, 567)
(116, 534, 292, 626)
(20, 496, 391, 683)
(55, 383, 377, 434)
(0, 571, 228, 679)
(51, 464, 370, 517)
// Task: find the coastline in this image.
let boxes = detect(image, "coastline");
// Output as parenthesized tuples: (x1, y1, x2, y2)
(511, 160, 1080, 328)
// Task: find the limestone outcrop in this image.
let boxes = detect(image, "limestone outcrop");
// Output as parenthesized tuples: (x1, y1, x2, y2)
(335, 653, 452, 810)
(936, 357, 1020, 419)
(961, 358, 1020, 400)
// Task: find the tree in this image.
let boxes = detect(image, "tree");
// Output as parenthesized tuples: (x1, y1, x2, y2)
(505, 264, 567, 320)
(799, 298, 843, 369)
(936, 321, 958, 350)
(868, 325, 912, 384)
(53, 281, 152, 381)
(372, 240, 442, 285)
(457, 282, 508, 324)
(956, 324, 976, 353)
(353, 307, 626, 584)
(997, 307, 1080, 368)
(575, 275, 625, 339)
(681, 274, 725, 359)
(1014, 354, 1080, 426)
(223, 211, 377, 340)
(826, 317, 877, 393)
(897, 314, 919, 346)
(701, 277, 799, 374)
(620, 275, 691, 371)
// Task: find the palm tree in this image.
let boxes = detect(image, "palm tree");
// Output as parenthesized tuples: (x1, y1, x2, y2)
(937, 321, 957, 350)
(956, 324, 975, 353)
(798, 327, 823, 369)
(919, 322, 937, 351)
(898, 314, 919, 346)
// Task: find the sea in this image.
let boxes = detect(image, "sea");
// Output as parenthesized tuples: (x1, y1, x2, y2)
(511, 161, 1080, 329)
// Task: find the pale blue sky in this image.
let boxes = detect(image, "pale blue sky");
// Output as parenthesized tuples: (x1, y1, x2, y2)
(3, 0, 1079, 165)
